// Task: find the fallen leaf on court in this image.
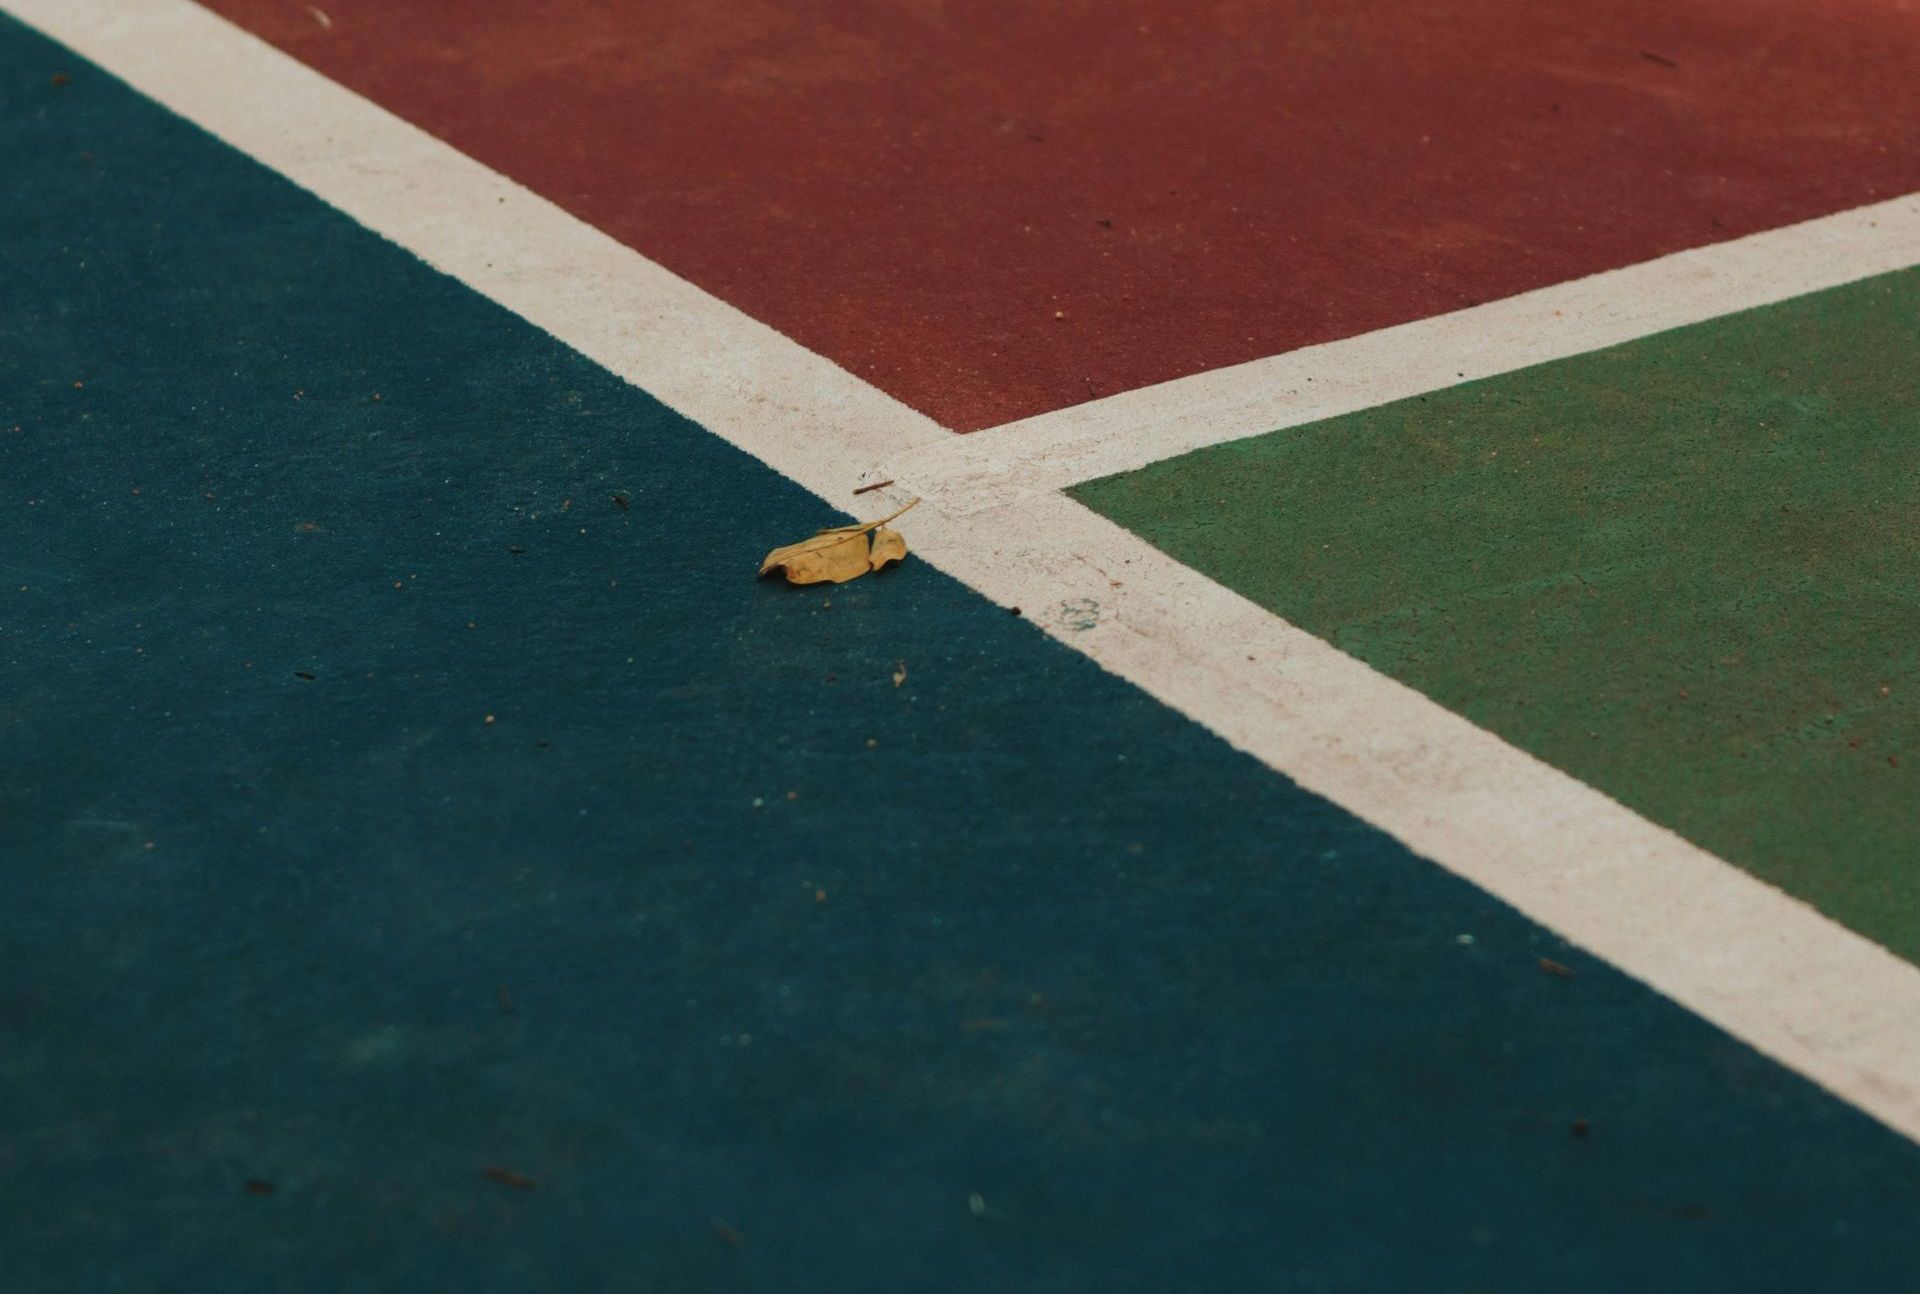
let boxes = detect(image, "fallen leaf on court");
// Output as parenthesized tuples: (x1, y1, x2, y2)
(756, 529, 870, 584)
(868, 526, 907, 572)
(758, 499, 919, 585)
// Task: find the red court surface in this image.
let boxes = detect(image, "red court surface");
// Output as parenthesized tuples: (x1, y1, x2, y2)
(198, 0, 1920, 430)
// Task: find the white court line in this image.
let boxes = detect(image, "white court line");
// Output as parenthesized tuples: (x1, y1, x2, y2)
(16, 0, 1920, 1143)
(893, 193, 1920, 506)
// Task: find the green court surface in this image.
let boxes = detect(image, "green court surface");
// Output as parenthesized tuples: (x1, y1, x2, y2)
(1075, 267, 1920, 960)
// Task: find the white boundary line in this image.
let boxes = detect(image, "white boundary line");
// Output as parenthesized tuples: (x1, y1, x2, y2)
(17, 0, 1920, 1143)
(893, 193, 1920, 505)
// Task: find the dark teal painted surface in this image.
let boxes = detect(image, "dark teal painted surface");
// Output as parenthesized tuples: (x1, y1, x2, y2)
(3, 19, 1919, 1291)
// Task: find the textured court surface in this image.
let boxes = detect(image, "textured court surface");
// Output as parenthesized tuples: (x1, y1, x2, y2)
(5, 3, 1920, 1291)
(195, 0, 1920, 429)
(1076, 268, 1920, 960)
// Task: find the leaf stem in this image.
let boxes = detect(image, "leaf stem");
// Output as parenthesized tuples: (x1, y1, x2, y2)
(815, 496, 921, 535)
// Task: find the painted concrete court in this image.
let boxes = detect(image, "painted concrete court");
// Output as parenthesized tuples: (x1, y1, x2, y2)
(4, 2, 1919, 1289)
(195, 0, 1920, 429)
(1075, 267, 1919, 960)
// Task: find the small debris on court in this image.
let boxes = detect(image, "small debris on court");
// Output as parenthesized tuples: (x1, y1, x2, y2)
(758, 499, 917, 585)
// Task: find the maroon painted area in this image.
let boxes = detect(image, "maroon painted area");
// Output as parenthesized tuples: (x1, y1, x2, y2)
(200, 0, 1920, 429)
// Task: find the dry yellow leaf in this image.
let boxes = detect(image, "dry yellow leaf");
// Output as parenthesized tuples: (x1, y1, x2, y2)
(758, 499, 918, 586)
(868, 526, 907, 572)
(756, 530, 872, 584)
